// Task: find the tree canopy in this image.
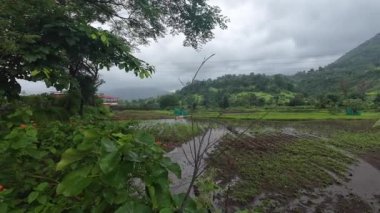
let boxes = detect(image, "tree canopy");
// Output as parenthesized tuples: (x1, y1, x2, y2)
(0, 0, 228, 100)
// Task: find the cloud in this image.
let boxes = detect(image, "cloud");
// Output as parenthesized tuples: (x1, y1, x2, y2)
(21, 0, 380, 97)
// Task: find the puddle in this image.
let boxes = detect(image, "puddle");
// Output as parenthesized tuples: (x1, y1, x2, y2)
(167, 128, 228, 194)
(262, 158, 380, 212)
(140, 119, 190, 126)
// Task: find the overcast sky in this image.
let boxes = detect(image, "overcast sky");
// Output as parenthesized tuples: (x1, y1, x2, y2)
(21, 0, 380, 96)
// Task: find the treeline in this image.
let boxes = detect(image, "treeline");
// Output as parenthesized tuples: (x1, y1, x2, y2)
(123, 33, 380, 111)
(122, 71, 380, 111)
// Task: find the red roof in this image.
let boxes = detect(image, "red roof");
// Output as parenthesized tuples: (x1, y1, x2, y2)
(97, 95, 118, 99)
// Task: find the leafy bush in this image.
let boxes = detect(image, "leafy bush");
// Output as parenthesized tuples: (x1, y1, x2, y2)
(0, 107, 203, 212)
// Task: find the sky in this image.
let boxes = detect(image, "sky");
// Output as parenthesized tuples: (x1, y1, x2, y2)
(21, 0, 380, 98)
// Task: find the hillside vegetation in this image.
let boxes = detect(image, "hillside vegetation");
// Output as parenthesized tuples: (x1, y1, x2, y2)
(127, 33, 380, 110)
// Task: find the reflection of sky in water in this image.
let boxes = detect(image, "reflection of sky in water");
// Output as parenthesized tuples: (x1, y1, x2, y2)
(140, 119, 190, 126)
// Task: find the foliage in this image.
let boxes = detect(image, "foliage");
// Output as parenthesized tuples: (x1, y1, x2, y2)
(219, 95, 230, 109)
(192, 110, 380, 120)
(294, 34, 380, 96)
(0, 0, 228, 109)
(288, 94, 305, 106)
(374, 94, 380, 107)
(208, 133, 354, 203)
(159, 95, 180, 109)
(175, 73, 296, 109)
(328, 131, 380, 154)
(342, 99, 365, 112)
(208, 125, 380, 207)
(140, 122, 204, 151)
(124, 33, 380, 110)
(0, 107, 207, 212)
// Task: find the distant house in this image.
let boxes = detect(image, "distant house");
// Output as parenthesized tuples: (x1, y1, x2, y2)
(51, 91, 65, 98)
(97, 94, 119, 106)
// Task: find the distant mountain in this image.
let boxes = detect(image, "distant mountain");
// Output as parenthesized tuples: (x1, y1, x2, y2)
(101, 87, 170, 100)
(170, 33, 380, 107)
(328, 33, 380, 70)
(293, 33, 380, 95)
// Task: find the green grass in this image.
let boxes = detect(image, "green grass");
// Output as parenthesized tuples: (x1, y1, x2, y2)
(194, 110, 380, 120)
(327, 131, 380, 154)
(114, 109, 380, 121)
(139, 123, 203, 151)
(208, 127, 380, 204)
(210, 135, 354, 203)
(114, 109, 173, 120)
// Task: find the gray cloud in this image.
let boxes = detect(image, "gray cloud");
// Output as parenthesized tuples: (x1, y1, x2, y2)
(21, 0, 380, 97)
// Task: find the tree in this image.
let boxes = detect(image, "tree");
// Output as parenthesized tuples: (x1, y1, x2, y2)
(374, 94, 380, 107)
(159, 95, 179, 109)
(288, 95, 305, 106)
(0, 0, 228, 103)
(343, 98, 365, 114)
(219, 95, 230, 109)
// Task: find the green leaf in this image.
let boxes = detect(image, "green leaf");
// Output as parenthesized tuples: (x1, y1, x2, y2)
(173, 194, 197, 212)
(99, 151, 121, 174)
(160, 208, 174, 213)
(7, 128, 37, 150)
(101, 138, 117, 153)
(27, 191, 39, 204)
(65, 37, 76, 46)
(56, 148, 85, 171)
(115, 201, 152, 213)
(31, 70, 40, 77)
(100, 34, 109, 46)
(0, 203, 8, 213)
(27, 149, 48, 160)
(77, 129, 99, 151)
(147, 185, 158, 209)
(124, 151, 142, 162)
(56, 167, 92, 196)
(35, 182, 49, 192)
(135, 132, 155, 145)
(160, 158, 181, 178)
(37, 195, 48, 205)
(118, 63, 125, 70)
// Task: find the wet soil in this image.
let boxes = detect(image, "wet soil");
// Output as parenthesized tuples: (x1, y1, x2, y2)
(279, 158, 380, 212)
(361, 149, 380, 170)
(207, 126, 380, 212)
(165, 120, 380, 212)
(167, 128, 228, 194)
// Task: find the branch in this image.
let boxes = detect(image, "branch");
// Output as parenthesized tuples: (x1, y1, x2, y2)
(191, 54, 215, 84)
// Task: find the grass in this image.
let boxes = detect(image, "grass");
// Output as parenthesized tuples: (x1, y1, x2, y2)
(138, 122, 204, 151)
(114, 109, 173, 120)
(113, 109, 380, 121)
(327, 131, 380, 154)
(194, 110, 380, 120)
(208, 123, 380, 205)
(209, 134, 354, 203)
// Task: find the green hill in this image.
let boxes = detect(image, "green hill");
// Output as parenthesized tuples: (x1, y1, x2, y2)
(328, 33, 380, 70)
(131, 33, 380, 109)
(176, 73, 297, 108)
(293, 33, 380, 95)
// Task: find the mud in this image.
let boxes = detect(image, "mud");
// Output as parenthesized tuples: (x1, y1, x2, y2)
(277, 158, 380, 212)
(361, 150, 380, 170)
(165, 121, 380, 212)
(208, 126, 380, 212)
(167, 128, 228, 194)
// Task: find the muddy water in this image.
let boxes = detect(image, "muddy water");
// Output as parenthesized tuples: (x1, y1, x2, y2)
(277, 158, 380, 212)
(167, 128, 228, 194)
(165, 124, 380, 212)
